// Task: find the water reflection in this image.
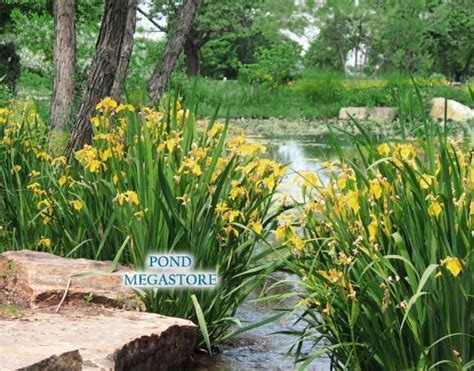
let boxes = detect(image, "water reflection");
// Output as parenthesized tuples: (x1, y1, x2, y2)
(254, 137, 336, 202)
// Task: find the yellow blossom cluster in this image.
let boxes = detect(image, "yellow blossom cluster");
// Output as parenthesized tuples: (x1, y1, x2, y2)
(0, 108, 13, 125)
(0, 97, 284, 255)
(285, 139, 472, 318)
(114, 191, 139, 206)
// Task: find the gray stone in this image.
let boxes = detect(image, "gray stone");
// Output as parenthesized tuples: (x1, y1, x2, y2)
(338, 107, 397, 123)
(17, 350, 82, 371)
(367, 107, 397, 124)
(338, 107, 368, 121)
(430, 97, 474, 123)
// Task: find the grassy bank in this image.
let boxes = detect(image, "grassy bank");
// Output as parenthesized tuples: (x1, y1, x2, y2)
(167, 72, 472, 120)
(9, 70, 474, 124)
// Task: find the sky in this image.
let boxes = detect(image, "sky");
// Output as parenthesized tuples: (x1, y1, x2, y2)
(135, 0, 167, 41)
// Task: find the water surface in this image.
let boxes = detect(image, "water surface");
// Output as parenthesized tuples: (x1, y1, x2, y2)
(189, 136, 335, 370)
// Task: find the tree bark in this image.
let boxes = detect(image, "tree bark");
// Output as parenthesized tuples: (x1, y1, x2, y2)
(66, 0, 129, 154)
(147, 0, 202, 102)
(49, 0, 75, 153)
(184, 38, 200, 77)
(459, 48, 473, 83)
(111, 0, 138, 101)
(335, 38, 347, 76)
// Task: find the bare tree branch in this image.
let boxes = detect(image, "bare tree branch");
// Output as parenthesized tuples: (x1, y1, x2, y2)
(137, 7, 167, 33)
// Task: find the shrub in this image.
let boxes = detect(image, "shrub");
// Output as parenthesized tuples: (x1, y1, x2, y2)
(0, 98, 285, 345)
(295, 70, 343, 104)
(340, 86, 393, 107)
(281, 127, 473, 369)
(239, 43, 301, 89)
(0, 84, 12, 101)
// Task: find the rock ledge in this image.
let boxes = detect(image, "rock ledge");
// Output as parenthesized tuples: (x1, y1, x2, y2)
(0, 250, 198, 370)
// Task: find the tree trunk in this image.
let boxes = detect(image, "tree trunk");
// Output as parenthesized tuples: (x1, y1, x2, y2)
(66, 0, 129, 154)
(184, 38, 200, 77)
(49, 0, 75, 154)
(147, 0, 202, 102)
(111, 0, 138, 101)
(335, 39, 347, 76)
(459, 48, 473, 83)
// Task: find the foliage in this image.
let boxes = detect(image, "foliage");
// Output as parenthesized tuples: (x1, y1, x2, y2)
(151, 0, 257, 39)
(251, 0, 302, 44)
(0, 81, 13, 101)
(164, 75, 472, 121)
(239, 43, 301, 88)
(148, 0, 304, 78)
(9, 8, 55, 74)
(294, 71, 473, 120)
(169, 77, 337, 119)
(305, 0, 473, 79)
(1, 0, 101, 87)
(0, 98, 284, 344)
(295, 70, 343, 104)
(366, 0, 433, 74)
(280, 128, 473, 369)
(125, 37, 166, 91)
(427, 0, 474, 81)
(428, 85, 473, 108)
(304, 29, 347, 72)
(150, 0, 265, 77)
(0, 42, 20, 94)
(304, 0, 363, 73)
(200, 31, 271, 79)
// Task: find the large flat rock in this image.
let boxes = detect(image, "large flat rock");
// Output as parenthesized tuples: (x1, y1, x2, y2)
(338, 106, 368, 121)
(0, 250, 198, 370)
(0, 250, 138, 308)
(0, 309, 197, 370)
(338, 107, 397, 124)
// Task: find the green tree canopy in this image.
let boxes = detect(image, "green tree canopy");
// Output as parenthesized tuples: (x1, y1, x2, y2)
(150, 0, 263, 77)
(305, 0, 473, 80)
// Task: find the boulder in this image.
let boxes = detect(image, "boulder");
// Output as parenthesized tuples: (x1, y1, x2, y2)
(430, 98, 474, 123)
(0, 310, 197, 370)
(338, 107, 397, 124)
(0, 250, 198, 370)
(367, 107, 398, 124)
(0, 250, 138, 308)
(338, 107, 368, 121)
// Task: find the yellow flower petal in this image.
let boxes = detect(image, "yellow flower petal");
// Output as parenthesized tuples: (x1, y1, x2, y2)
(69, 200, 83, 211)
(58, 175, 67, 186)
(249, 221, 263, 234)
(440, 256, 462, 277)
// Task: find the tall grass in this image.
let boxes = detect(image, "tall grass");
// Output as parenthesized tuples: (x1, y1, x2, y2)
(162, 72, 471, 121)
(0, 98, 285, 345)
(13, 68, 472, 123)
(278, 120, 473, 368)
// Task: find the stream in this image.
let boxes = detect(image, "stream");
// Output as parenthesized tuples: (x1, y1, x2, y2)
(188, 124, 474, 370)
(188, 136, 337, 370)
